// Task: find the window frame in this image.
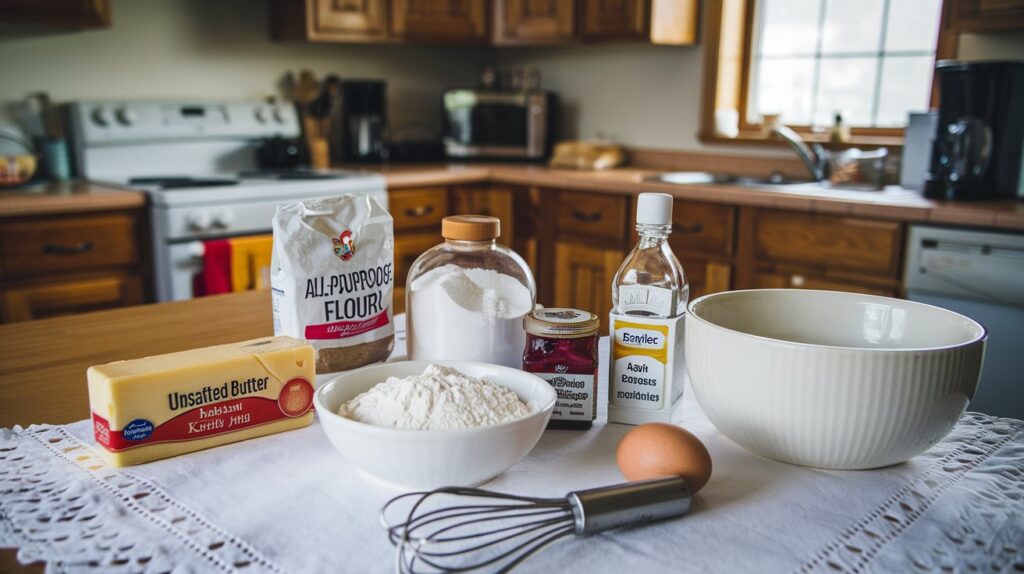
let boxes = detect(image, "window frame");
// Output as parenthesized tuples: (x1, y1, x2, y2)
(699, 0, 959, 148)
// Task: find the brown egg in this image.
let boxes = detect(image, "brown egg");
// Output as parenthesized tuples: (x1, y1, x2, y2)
(616, 423, 713, 494)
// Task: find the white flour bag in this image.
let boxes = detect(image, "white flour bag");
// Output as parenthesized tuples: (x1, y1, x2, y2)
(271, 195, 394, 374)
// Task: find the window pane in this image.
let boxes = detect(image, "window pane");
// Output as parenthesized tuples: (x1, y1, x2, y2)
(753, 58, 816, 125)
(813, 57, 877, 126)
(759, 0, 822, 57)
(884, 0, 943, 52)
(820, 0, 885, 54)
(876, 56, 935, 126)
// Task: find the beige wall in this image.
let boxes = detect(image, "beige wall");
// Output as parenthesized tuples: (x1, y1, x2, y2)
(496, 30, 1024, 153)
(0, 0, 489, 139)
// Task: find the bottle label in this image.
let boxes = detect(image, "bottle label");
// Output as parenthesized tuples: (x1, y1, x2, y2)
(537, 373, 595, 421)
(618, 285, 674, 317)
(608, 315, 684, 417)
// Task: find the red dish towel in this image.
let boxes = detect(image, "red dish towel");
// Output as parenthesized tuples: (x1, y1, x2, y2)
(196, 239, 233, 297)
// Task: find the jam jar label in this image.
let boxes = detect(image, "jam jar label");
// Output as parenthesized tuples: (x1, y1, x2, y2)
(538, 371, 595, 422)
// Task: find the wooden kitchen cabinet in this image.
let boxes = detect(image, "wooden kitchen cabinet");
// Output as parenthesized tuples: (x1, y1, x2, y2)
(392, 0, 488, 42)
(450, 184, 515, 247)
(493, 0, 575, 44)
(0, 273, 144, 323)
(753, 210, 903, 278)
(271, 0, 390, 42)
(553, 241, 623, 333)
(952, 0, 1024, 31)
(580, 0, 648, 41)
(751, 268, 897, 297)
(0, 209, 146, 323)
(0, 0, 110, 29)
(389, 186, 451, 314)
(556, 190, 629, 243)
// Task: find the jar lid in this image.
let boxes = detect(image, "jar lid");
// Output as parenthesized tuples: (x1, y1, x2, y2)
(524, 308, 599, 338)
(442, 215, 500, 241)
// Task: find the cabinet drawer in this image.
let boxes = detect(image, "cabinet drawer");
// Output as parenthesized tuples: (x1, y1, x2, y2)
(556, 190, 628, 243)
(0, 273, 144, 323)
(393, 231, 439, 314)
(0, 213, 139, 277)
(679, 257, 733, 299)
(752, 270, 897, 297)
(754, 210, 903, 276)
(389, 188, 448, 231)
(670, 200, 736, 256)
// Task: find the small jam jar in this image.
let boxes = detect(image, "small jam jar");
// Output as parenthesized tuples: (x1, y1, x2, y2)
(522, 308, 599, 430)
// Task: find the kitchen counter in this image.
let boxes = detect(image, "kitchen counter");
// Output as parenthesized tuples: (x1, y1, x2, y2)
(3, 165, 1021, 231)
(375, 163, 1024, 231)
(0, 180, 146, 218)
(0, 290, 271, 428)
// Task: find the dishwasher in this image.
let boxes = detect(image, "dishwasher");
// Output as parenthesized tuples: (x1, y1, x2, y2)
(905, 225, 1024, 419)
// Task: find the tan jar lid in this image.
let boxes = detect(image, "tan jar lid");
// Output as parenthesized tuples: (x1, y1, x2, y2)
(442, 215, 500, 241)
(524, 308, 599, 339)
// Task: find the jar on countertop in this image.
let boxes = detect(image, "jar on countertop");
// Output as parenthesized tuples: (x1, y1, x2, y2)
(406, 215, 536, 368)
(522, 308, 600, 430)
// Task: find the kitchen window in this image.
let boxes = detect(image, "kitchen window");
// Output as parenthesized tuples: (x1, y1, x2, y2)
(702, 0, 955, 146)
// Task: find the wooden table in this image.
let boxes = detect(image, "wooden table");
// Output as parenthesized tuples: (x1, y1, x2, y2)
(0, 290, 272, 428)
(0, 291, 273, 572)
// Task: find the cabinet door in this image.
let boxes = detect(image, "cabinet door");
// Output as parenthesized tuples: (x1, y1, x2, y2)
(752, 270, 897, 297)
(680, 257, 733, 300)
(955, 0, 1024, 31)
(0, 273, 143, 323)
(0, 0, 111, 28)
(554, 242, 623, 333)
(580, 0, 647, 41)
(392, 0, 487, 41)
(313, 0, 388, 39)
(450, 186, 515, 246)
(393, 232, 440, 315)
(495, 0, 575, 44)
(390, 187, 449, 231)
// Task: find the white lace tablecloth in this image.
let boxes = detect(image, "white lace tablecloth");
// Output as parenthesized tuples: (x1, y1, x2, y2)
(2, 321, 1023, 573)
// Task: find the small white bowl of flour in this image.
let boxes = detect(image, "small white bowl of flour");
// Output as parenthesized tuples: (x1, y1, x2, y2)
(314, 361, 556, 489)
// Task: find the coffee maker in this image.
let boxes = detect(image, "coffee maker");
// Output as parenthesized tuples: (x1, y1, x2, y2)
(340, 80, 388, 162)
(924, 61, 1024, 200)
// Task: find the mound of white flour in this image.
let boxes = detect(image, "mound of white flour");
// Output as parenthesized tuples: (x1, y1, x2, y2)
(338, 364, 535, 430)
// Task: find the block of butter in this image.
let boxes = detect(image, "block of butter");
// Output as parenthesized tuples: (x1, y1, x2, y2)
(88, 336, 316, 467)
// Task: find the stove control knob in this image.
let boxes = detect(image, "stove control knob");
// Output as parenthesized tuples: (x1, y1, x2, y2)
(185, 212, 210, 232)
(272, 106, 288, 124)
(255, 105, 270, 123)
(115, 107, 138, 126)
(91, 107, 113, 127)
(210, 211, 233, 230)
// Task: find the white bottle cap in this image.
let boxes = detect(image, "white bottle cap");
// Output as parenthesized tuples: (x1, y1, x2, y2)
(636, 193, 673, 225)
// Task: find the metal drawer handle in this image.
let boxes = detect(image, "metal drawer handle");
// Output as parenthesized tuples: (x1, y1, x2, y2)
(673, 222, 704, 234)
(42, 241, 94, 255)
(571, 210, 602, 223)
(404, 205, 434, 218)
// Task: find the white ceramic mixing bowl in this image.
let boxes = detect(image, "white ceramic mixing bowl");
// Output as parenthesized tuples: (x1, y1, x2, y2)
(314, 360, 556, 489)
(685, 289, 986, 469)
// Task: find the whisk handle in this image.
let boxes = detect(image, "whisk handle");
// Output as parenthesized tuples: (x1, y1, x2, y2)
(567, 476, 691, 535)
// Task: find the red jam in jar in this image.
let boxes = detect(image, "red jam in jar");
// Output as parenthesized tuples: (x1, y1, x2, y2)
(522, 308, 599, 430)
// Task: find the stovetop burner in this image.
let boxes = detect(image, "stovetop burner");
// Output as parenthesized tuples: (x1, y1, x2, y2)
(238, 169, 351, 181)
(129, 176, 240, 190)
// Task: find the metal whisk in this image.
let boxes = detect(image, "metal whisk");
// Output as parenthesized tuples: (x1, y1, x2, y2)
(380, 476, 691, 573)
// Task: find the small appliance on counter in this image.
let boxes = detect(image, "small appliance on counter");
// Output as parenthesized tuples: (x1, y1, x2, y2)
(442, 68, 556, 162)
(548, 140, 624, 171)
(900, 111, 938, 190)
(340, 80, 388, 163)
(924, 60, 1024, 200)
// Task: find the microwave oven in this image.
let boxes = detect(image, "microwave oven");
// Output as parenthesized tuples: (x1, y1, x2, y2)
(441, 89, 556, 160)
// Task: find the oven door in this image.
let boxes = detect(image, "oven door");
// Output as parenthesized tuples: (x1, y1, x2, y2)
(442, 90, 547, 159)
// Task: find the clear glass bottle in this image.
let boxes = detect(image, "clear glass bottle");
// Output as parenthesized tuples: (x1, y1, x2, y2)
(611, 195, 689, 318)
(608, 193, 689, 426)
(406, 215, 536, 368)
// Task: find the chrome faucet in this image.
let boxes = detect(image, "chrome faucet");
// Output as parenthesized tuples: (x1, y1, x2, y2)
(770, 125, 828, 182)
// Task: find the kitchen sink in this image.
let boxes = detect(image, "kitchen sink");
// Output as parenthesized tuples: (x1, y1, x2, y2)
(644, 171, 885, 194)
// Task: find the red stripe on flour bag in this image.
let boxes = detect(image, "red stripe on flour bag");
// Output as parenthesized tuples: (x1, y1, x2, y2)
(304, 310, 391, 340)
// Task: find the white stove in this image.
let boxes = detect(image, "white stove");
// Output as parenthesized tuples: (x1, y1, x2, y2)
(67, 100, 387, 302)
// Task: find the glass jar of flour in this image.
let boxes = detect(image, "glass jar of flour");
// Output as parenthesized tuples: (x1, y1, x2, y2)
(406, 215, 536, 368)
